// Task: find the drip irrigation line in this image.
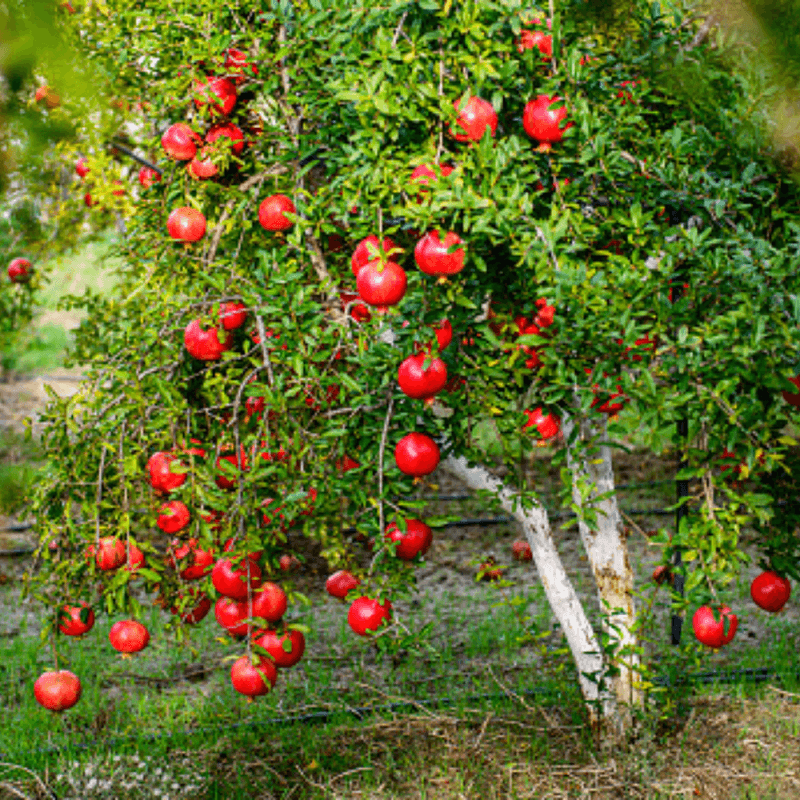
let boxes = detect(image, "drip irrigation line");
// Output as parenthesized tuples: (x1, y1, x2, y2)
(0, 502, 678, 544)
(425, 480, 674, 503)
(107, 140, 161, 174)
(3, 664, 796, 761)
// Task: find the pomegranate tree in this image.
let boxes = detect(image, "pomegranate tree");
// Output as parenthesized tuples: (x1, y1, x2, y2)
(26, 0, 800, 741)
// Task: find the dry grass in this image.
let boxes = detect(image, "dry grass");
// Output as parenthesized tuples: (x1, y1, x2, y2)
(198, 685, 800, 799)
(2, 682, 800, 799)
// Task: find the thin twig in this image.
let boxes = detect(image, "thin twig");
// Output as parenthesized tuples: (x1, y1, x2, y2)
(684, 15, 716, 51)
(377, 395, 395, 537)
(95, 444, 107, 544)
(391, 11, 408, 47)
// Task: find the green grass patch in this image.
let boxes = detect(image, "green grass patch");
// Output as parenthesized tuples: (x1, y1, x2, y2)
(2, 322, 73, 374)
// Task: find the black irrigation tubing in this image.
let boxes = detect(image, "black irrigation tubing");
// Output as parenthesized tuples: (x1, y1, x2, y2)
(0, 504, 679, 548)
(107, 140, 161, 174)
(3, 664, 797, 761)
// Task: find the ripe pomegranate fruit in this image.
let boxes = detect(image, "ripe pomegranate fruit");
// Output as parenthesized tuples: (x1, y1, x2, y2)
(414, 230, 466, 276)
(7, 257, 31, 283)
(157, 500, 190, 534)
(450, 96, 498, 142)
(219, 301, 247, 330)
(351, 235, 398, 277)
(95, 537, 126, 570)
(211, 557, 262, 600)
(108, 620, 150, 653)
(750, 571, 791, 612)
(171, 592, 212, 624)
(167, 207, 207, 242)
(394, 432, 440, 476)
(230, 654, 277, 696)
(356, 259, 407, 311)
(522, 408, 560, 441)
(326, 570, 361, 599)
(397, 352, 448, 401)
(258, 194, 295, 231)
(511, 539, 533, 561)
(348, 596, 392, 635)
(58, 603, 95, 636)
(384, 518, 433, 560)
(34, 670, 81, 711)
(253, 628, 306, 668)
(138, 167, 161, 188)
(518, 17, 552, 58)
(161, 123, 200, 160)
(184, 319, 233, 361)
(193, 75, 237, 115)
(147, 451, 186, 494)
(168, 538, 215, 580)
(522, 94, 572, 151)
(692, 605, 738, 648)
(782, 375, 800, 407)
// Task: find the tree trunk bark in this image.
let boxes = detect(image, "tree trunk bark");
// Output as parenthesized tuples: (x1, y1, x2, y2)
(562, 415, 642, 737)
(441, 454, 620, 727)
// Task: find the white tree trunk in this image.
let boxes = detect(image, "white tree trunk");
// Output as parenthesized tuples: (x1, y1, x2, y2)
(441, 454, 619, 726)
(562, 415, 642, 732)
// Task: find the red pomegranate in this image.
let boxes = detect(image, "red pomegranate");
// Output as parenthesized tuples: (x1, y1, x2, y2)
(394, 432, 440, 476)
(95, 537, 126, 570)
(522, 408, 560, 441)
(351, 236, 398, 277)
(384, 518, 433, 560)
(326, 570, 361, 599)
(58, 603, 95, 636)
(751, 571, 791, 612)
(512, 539, 533, 561)
(258, 194, 295, 231)
(518, 19, 552, 59)
(397, 352, 447, 401)
(230, 655, 277, 696)
(253, 628, 306, 668)
(171, 592, 212, 624)
(692, 605, 738, 648)
(193, 75, 237, 115)
(206, 122, 245, 154)
(184, 319, 233, 361)
(34, 670, 81, 712)
(161, 123, 200, 160)
(168, 538, 215, 580)
(219, 301, 247, 330)
(138, 167, 160, 188)
(356, 259, 407, 311)
(782, 375, 800, 407)
(7, 257, 31, 283)
(348, 596, 392, 635)
(522, 94, 572, 151)
(450, 96, 498, 142)
(410, 163, 454, 194)
(211, 557, 262, 600)
(147, 451, 186, 494)
(167, 207, 207, 242)
(157, 500, 190, 534)
(108, 619, 150, 653)
(214, 596, 251, 636)
(215, 448, 248, 490)
(224, 48, 259, 83)
(414, 230, 466, 276)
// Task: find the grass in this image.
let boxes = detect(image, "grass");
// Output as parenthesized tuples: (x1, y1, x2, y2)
(0, 551, 798, 799)
(2, 229, 123, 377)
(0, 429, 44, 514)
